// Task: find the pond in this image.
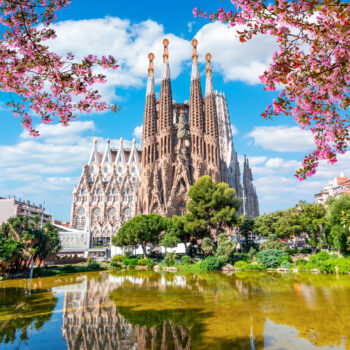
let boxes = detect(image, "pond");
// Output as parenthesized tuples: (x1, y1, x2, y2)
(1, 271, 350, 349)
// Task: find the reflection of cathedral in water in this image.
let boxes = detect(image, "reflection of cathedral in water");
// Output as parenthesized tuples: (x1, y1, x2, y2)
(61, 274, 192, 350)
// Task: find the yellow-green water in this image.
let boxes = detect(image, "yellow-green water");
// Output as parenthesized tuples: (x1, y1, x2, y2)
(1, 271, 350, 349)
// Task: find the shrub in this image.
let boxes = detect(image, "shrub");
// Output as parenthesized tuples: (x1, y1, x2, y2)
(61, 265, 76, 273)
(245, 264, 267, 271)
(145, 258, 156, 268)
(295, 258, 308, 266)
(201, 237, 214, 255)
(137, 257, 155, 267)
(122, 258, 139, 267)
(318, 259, 337, 273)
(163, 252, 178, 266)
(247, 247, 257, 261)
(256, 249, 289, 268)
(309, 251, 335, 264)
(137, 258, 148, 266)
(110, 255, 126, 268)
(201, 256, 224, 271)
(234, 261, 248, 269)
(336, 258, 350, 274)
(87, 262, 101, 271)
(215, 233, 235, 263)
(280, 261, 292, 269)
(181, 255, 191, 265)
(232, 252, 249, 263)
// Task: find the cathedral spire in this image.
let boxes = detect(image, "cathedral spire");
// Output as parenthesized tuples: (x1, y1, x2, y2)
(191, 38, 199, 80)
(88, 138, 99, 165)
(102, 139, 112, 164)
(162, 38, 170, 80)
(189, 39, 204, 134)
(159, 38, 173, 148)
(146, 52, 155, 96)
(142, 52, 157, 149)
(205, 53, 213, 97)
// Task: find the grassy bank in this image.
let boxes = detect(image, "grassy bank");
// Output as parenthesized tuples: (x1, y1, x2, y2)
(33, 261, 109, 277)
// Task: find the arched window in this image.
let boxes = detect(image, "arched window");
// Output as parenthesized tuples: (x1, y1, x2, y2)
(75, 208, 86, 228)
(104, 167, 108, 173)
(123, 207, 131, 218)
(96, 189, 100, 195)
(111, 188, 116, 194)
(108, 208, 116, 223)
(92, 208, 101, 223)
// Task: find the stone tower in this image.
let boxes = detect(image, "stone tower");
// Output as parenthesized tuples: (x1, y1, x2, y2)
(242, 156, 260, 218)
(137, 39, 222, 217)
(215, 91, 244, 214)
(204, 53, 221, 182)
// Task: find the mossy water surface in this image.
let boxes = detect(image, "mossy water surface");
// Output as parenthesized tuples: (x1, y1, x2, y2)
(1, 271, 350, 349)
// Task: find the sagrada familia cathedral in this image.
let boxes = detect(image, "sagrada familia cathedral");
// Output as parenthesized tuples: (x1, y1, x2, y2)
(69, 39, 259, 249)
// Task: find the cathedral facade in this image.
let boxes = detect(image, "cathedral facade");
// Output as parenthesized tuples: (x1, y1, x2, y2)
(69, 138, 141, 249)
(69, 38, 259, 251)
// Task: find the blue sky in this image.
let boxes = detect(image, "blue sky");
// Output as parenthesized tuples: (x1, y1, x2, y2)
(0, 0, 347, 221)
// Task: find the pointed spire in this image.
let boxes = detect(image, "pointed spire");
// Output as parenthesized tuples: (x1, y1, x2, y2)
(189, 38, 204, 134)
(159, 38, 173, 133)
(146, 53, 155, 96)
(88, 138, 99, 165)
(102, 138, 112, 163)
(115, 137, 125, 165)
(205, 53, 213, 97)
(191, 39, 199, 80)
(162, 38, 170, 80)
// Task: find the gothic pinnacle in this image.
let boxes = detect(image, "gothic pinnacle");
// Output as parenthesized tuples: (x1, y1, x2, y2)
(146, 52, 155, 96)
(148, 53, 154, 75)
(163, 38, 169, 63)
(192, 39, 198, 62)
(205, 53, 213, 97)
(162, 38, 170, 80)
(191, 38, 199, 80)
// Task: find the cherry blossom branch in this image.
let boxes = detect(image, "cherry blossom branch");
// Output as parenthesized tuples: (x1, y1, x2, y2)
(0, 0, 120, 136)
(194, 0, 350, 179)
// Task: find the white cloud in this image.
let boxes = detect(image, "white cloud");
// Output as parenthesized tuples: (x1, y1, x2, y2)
(195, 22, 278, 84)
(49, 17, 191, 101)
(187, 21, 195, 33)
(46, 17, 279, 105)
(231, 124, 238, 136)
(133, 124, 143, 141)
(247, 125, 314, 152)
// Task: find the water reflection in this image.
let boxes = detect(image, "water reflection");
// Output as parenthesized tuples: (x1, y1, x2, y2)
(1, 272, 350, 349)
(0, 283, 57, 345)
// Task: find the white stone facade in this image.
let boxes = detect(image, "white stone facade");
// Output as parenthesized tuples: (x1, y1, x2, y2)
(70, 138, 141, 249)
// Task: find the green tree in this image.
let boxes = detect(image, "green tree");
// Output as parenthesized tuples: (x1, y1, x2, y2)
(254, 211, 284, 237)
(326, 195, 350, 254)
(185, 176, 241, 241)
(112, 214, 167, 258)
(297, 203, 326, 252)
(200, 237, 213, 256)
(161, 215, 191, 249)
(215, 233, 235, 263)
(0, 216, 60, 276)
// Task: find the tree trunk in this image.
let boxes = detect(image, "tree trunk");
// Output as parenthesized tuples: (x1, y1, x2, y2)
(141, 242, 147, 258)
(29, 257, 34, 279)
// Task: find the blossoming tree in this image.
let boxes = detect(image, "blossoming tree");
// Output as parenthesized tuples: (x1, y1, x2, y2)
(0, 0, 119, 136)
(195, 1, 350, 179)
